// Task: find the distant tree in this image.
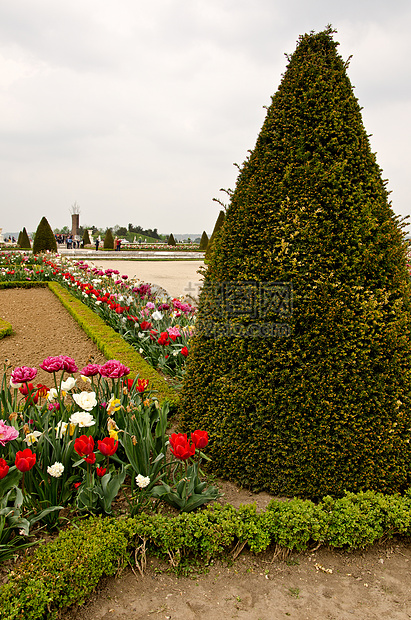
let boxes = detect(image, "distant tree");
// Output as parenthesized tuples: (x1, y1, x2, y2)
(115, 226, 128, 237)
(205, 210, 225, 260)
(167, 233, 177, 246)
(19, 227, 31, 249)
(82, 229, 91, 245)
(104, 228, 114, 250)
(199, 231, 209, 251)
(32, 217, 57, 254)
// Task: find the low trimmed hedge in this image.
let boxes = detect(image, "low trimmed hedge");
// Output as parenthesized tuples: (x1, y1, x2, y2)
(0, 317, 12, 340)
(2, 489, 411, 619)
(48, 282, 179, 408)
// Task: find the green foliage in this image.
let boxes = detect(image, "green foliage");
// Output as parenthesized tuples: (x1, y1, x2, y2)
(16, 231, 22, 246)
(4, 489, 411, 618)
(181, 27, 411, 498)
(0, 516, 131, 619)
(18, 228, 31, 249)
(199, 230, 209, 251)
(167, 233, 177, 246)
(103, 228, 114, 250)
(32, 217, 57, 255)
(205, 210, 225, 260)
(82, 229, 91, 245)
(0, 317, 12, 339)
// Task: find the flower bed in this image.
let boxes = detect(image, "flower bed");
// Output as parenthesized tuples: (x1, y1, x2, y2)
(0, 252, 197, 380)
(0, 357, 218, 563)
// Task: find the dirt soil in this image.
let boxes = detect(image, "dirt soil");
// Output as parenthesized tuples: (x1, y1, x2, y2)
(1, 287, 411, 620)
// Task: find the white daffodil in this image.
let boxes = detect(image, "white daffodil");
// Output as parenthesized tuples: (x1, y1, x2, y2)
(55, 421, 68, 438)
(24, 431, 42, 445)
(47, 388, 59, 402)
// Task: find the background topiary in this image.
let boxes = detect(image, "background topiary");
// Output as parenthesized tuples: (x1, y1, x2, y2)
(17, 231, 22, 246)
(205, 210, 225, 261)
(82, 229, 91, 246)
(199, 230, 209, 251)
(103, 228, 114, 250)
(180, 27, 411, 499)
(32, 217, 57, 254)
(167, 233, 177, 246)
(19, 227, 31, 249)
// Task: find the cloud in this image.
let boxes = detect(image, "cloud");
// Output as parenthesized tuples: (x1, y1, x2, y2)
(0, 0, 410, 233)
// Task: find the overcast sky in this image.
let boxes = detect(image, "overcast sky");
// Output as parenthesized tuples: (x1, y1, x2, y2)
(1, 0, 410, 236)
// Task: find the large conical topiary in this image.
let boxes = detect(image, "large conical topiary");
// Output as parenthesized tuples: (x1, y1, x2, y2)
(167, 233, 177, 246)
(32, 217, 57, 254)
(19, 227, 31, 249)
(199, 231, 209, 251)
(181, 28, 411, 499)
(104, 228, 114, 250)
(205, 210, 225, 260)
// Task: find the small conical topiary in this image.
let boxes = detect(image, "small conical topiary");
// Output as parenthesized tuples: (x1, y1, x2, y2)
(205, 210, 225, 260)
(83, 229, 91, 246)
(19, 227, 31, 249)
(32, 217, 57, 254)
(167, 233, 177, 246)
(199, 231, 209, 251)
(181, 27, 411, 498)
(17, 231, 22, 246)
(103, 228, 114, 250)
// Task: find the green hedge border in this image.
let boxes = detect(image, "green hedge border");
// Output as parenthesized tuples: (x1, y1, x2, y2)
(2, 490, 411, 619)
(0, 317, 12, 340)
(0, 281, 179, 409)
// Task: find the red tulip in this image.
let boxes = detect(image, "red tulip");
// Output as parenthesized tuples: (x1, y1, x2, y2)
(191, 430, 209, 450)
(36, 384, 49, 398)
(0, 458, 9, 479)
(74, 435, 95, 457)
(96, 467, 106, 477)
(181, 346, 189, 357)
(158, 332, 170, 346)
(137, 379, 149, 393)
(84, 452, 96, 464)
(19, 383, 38, 404)
(97, 437, 118, 457)
(15, 448, 36, 472)
(169, 433, 195, 460)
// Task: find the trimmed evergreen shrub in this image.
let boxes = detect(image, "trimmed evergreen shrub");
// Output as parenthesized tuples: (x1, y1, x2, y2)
(180, 28, 411, 498)
(17, 231, 22, 246)
(103, 228, 114, 250)
(167, 233, 177, 246)
(19, 227, 31, 249)
(83, 229, 91, 245)
(205, 210, 225, 260)
(32, 217, 57, 254)
(199, 230, 209, 251)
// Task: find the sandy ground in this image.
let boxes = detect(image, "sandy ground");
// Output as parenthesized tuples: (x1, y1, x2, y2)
(1, 287, 411, 620)
(86, 259, 204, 301)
